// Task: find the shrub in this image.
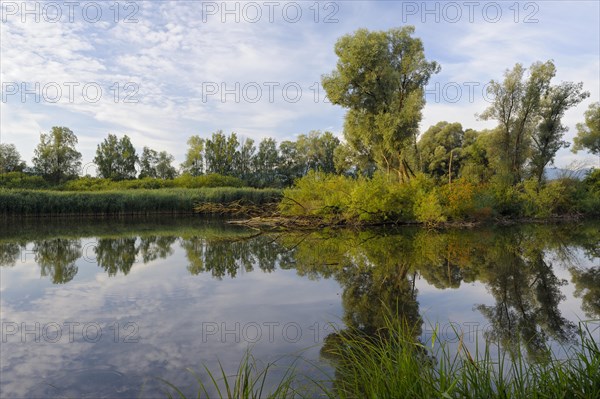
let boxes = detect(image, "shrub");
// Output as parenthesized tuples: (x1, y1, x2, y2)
(279, 171, 354, 220)
(440, 180, 477, 220)
(0, 172, 50, 189)
(414, 189, 446, 225)
(173, 174, 244, 189)
(348, 173, 413, 223)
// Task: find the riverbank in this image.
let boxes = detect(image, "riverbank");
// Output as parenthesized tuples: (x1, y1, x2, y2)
(0, 187, 281, 217)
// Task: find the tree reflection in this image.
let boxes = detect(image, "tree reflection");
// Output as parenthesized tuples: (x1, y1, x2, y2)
(570, 266, 600, 318)
(95, 237, 138, 276)
(0, 242, 25, 267)
(138, 235, 177, 263)
(466, 232, 576, 360)
(34, 238, 81, 284)
(274, 227, 581, 363)
(182, 234, 282, 279)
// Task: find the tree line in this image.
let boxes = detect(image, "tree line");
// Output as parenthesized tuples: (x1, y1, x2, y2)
(1, 26, 599, 189)
(0, 128, 340, 187)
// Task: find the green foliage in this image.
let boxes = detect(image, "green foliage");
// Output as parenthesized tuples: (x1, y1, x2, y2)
(205, 130, 239, 175)
(417, 121, 464, 181)
(348, 173, 416, 223)
(295, 130, 340, 174)
(530, 82, 588, 182)
(458, 129, 495, 184)
(573, 102, 600, 161)
(281, 170, 600, 224)
(414, 188, 446, 225)
(0, 187, 280, 216)
(253, 138, 280, 188)
(32, 126, 82, 183)
(323, 314, 600, 399)
(94, 134, 138, 180)
(173, 173, 245, 189)
(181, 135, 205, 176)
(138, 146, 178, 179)
(281, 172, 442, 224)
(322, 26, 440, 177)
(579, 169, 600, 215)
(480, 61, 587, 184)
(58, 174, 244, 191)
(0, 143, 26, 173)
(440, 180, 479, 220)
(0, 172, 50, 189)
(520, 178, 566, 218)
(279, 171, 354, 221)
(160, 351, 297, 399)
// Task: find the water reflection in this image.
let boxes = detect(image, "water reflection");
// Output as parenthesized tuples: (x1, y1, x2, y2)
(182, 233, 283, 278)
(0, 219, 598, 396)
(34, 238, 81, 284)
(0, 241, 24, 267)
(2, 224, 598, 342)
(571, 266, 600, 318)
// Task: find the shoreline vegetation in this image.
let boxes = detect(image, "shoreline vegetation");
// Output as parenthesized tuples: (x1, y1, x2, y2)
(159, 316, 600, 399)
(1, 27, 599, 226)
(0, 186, 281, 217)
(1, 168, 598, 226)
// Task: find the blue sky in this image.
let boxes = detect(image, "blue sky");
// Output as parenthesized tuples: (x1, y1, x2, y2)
(1, 0, 599, 172)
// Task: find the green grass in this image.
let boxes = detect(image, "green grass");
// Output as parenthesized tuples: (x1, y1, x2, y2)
(325, 318, 600, 399)
(159, 351, 299, 399)
(159, 318, 600, 398)
(0, 187, 281, 216)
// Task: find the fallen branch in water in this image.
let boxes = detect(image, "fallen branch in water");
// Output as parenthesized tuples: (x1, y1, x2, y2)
(194, 200, 279, 218)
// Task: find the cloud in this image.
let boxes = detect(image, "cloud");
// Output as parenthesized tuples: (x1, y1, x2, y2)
(1, 0, 598, 168)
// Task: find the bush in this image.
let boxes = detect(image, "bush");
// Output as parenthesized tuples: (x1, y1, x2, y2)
(0, 172, 50, 189)
(279, 171, 354, 221)
(348, 173, 415, 223)
(440, 180, 477, 220)
(173, 174, 244, 189)
(414, 189, 446, 225)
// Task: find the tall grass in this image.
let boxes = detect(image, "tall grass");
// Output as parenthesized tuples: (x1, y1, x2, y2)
(159, 351, 298, 399)
(0, 188, 281, 216)
(323, 317, 600, 399)
(160, 318, 599, 398)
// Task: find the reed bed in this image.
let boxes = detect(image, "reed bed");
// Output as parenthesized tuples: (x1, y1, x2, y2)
(0, 188, 281, 216)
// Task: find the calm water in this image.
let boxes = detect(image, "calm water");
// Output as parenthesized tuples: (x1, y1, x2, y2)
(1, 217, 599, 398)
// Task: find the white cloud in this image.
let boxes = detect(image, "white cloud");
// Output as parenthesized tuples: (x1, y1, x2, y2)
(1, 0, 598, 169)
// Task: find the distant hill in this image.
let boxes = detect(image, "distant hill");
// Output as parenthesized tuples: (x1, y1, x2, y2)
(545, 167, 593, 181)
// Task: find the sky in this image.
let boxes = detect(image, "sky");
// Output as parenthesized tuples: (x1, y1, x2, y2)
(1, 0, 599, 174)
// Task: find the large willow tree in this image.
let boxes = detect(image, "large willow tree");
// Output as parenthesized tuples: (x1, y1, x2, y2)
(322, 26, 439, 180)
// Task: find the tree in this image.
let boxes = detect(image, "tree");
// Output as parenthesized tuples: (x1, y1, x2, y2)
(530, 82, 588, 182)
(417, 122, 464, 182)
(234, 137, 256, 181)
(480, 61, 556, 183)
(94, 134, 138, 180)
(205, 131, 239, 175)
(139, 147, 177, 179)
(333, 141, 377, 177)
(572, 102, 600, 166)
(181, 135, 205, 176)
(0, 143, 26, 173)
(253, 138, 279, 187)
(278, 140, 303, 186)
(296, 130, 340, 174)
(32, 126, 82, 183)
(458, 129, 494, 184)
(322, 26, 440, 180)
